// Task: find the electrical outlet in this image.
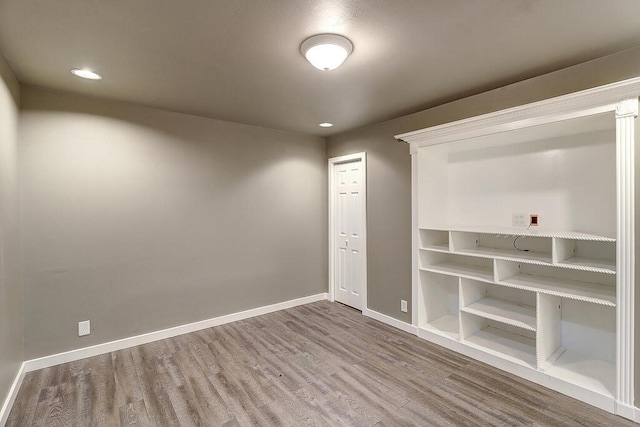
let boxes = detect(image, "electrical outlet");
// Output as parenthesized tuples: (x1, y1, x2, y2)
(512, 213, 526, 227)
(78, 320, 90, 337)
(530, 214, 539, 226)
(401, 300, 408, 313)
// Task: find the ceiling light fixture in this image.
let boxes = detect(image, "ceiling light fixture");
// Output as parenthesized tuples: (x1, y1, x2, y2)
(71, 68, 102, 80)
(301, 34, 353, 71)
(318, 122, 334, 128)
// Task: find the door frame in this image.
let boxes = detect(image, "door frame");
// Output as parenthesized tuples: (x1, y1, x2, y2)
(328, 152, 367, 310)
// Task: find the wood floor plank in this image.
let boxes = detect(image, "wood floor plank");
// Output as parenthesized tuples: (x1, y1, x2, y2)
(129, 346, 180, 426)
(130, 344, 170, 394)
(5, 367, 47, 426)
(161, 354, 187, 389)
(444, 369, 551, 424)
(186, 335, 223, 376)
(29, 381, 79, 427)
(86, 353, 119, 426)
(31, 386, 60, 427)
(295, 382, 375, 427)
(375, 399, 474, 427)
(165, 384, 208, 427)
(71, 372, 92, 424)
(208, 371, 274, 426)
(330, 365, 409, 412)
(177, 358, 233, 425)
(260, 397, 321, 427)
(7, 300, 636, 426)
(58, 380, 79, 426)
(118, 399, 152, 426)
(426, 380, 523, 426)
(324, 381, 382, 427)
(259, 377, 336, 427)
(351, 361, 433, 403)
(112, 348, 144, 408)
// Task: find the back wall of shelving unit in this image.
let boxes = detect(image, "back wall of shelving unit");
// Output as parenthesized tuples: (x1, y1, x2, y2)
(418, 113, 616, 236)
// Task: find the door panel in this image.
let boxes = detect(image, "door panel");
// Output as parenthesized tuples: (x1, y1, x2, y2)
(338, 247, 347, 292)
(333, 159, 364, 310)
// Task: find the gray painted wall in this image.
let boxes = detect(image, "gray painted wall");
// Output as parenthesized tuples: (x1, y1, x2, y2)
(20, 86, 327, 358)
(327, 47, 640, 405)
(0, 55, 22, 411)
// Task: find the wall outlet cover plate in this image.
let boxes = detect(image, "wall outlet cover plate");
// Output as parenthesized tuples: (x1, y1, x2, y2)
(78, 320, 90, 337)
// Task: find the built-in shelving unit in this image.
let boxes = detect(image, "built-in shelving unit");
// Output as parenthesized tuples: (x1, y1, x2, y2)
(419, 227, 616, 376)
(398, 78, 640, 420)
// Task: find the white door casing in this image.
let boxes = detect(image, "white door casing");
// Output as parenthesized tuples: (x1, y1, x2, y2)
(329, 152, 366, 310)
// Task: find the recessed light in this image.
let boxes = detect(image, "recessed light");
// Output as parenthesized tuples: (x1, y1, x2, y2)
(71, 68, 102, 80)
(319, 122, 334, 128)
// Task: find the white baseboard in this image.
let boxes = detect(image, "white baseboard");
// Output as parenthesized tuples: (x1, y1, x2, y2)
(24, 293, 329, 373)
(363, 308, 417, 335)
(0, 362, 26, 426)
(615, 401, 639, 422)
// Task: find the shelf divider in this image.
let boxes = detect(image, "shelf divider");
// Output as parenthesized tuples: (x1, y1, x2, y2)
(500, 273, 616, 307)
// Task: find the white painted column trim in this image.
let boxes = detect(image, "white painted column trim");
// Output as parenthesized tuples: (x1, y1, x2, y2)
(615, 97, 637, 414)
(410, 143, 419, 327)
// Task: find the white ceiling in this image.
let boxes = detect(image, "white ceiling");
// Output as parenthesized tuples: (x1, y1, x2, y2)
(1, 0, 640, 136)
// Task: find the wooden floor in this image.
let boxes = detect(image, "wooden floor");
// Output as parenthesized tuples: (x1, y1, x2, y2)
(6, 301, 635, 426)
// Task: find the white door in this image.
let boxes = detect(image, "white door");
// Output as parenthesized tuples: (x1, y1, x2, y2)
(330, 154, 366, 310)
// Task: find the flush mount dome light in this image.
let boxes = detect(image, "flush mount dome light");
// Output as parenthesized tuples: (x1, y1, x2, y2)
(71, 68, 102, 80)
(301, 34, 353, 71)
(318, 122, 334, 128)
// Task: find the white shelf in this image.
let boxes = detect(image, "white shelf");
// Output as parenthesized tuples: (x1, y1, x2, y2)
(420, 264, 493, 283)
(420, 230, 617, 277)
(422, 314, 459, 340)
(556, 257, 616, 275)
(501, 273, 616, 307)
(464, 326, 536, 368)
(422, 243, 553, 265)
(542, 348, 615, 398)
(421, 226, 615, 242)
(419, 244, 450, 253)
(462, 297, 536, 331)
(422, 261, 615, 306)
(423, 247, 615, 275)
(455, 246, 551, 265)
